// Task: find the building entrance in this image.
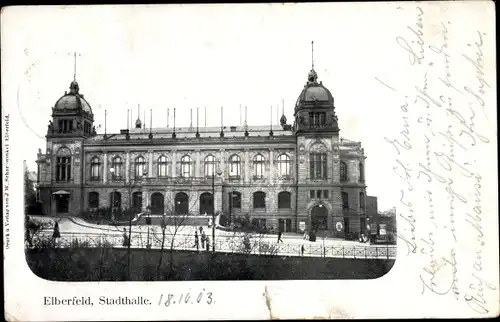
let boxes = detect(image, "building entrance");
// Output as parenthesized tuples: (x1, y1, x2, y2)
(311, 205, 328, 231)
(55, 194, 69, 213)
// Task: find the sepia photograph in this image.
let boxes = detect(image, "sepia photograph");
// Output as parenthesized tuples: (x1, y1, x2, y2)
(3, 2, 498, 320)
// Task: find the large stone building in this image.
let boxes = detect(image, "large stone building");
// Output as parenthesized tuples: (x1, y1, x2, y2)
(36, 63, 368, 237)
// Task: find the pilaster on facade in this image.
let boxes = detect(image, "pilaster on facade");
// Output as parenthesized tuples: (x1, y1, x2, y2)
(148, 149, 153, 177)
(142, 190, 147, 212)
(125, 151, 130, 184)
(244, 149, 250, 184)
(269, 148, 274, 183)
(219, 149, 225, 179)
(172, 150, 177, 177)
(195, 149, 201, 177)
(103, 152, 108, 183)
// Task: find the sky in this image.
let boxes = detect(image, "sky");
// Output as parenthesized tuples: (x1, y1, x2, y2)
(3, 3, 494, 212)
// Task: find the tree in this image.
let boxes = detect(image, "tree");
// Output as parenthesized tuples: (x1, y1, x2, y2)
(124, 176, 144, 280)
(152, 190, 198, 279)
(24, 169, 36, 211)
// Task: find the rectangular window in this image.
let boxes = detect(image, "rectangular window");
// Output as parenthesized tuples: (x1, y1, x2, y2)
(316, 190, 322, 198)
(310, 190, 315, 199)
(323, 190, 329, 199)
(308, 112, 326, 127)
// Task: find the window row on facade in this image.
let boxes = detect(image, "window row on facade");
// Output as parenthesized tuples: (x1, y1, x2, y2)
(87, 190, 293, 214)
(88, 153, 293, 181)
(53, 153, 364, 183)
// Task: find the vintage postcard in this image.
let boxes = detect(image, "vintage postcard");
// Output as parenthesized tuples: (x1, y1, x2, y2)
(2, 2, 498, 320)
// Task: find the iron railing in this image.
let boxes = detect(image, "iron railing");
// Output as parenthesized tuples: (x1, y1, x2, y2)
(31, 230, 397, 259)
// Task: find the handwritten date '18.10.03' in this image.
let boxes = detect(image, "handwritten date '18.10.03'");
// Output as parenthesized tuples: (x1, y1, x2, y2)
(158, 290, 214, 307)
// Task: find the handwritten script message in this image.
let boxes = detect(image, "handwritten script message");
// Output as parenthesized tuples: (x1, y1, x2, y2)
(376, 6, 496, 316)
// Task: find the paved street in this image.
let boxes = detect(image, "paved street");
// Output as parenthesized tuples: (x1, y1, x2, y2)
(29, 216, 396, 259)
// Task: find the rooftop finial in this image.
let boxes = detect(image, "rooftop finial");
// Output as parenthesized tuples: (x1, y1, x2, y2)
(311, 41, 314, 70)
(73, 52, 77, 81)
(135, 104, 142, 128)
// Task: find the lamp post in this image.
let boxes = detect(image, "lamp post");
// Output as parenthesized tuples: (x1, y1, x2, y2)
(212, 166, 223, 253)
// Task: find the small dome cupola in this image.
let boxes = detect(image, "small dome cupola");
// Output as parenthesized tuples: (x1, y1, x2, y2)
(135, 104, 143, 128)
(135, 117, 142, 128)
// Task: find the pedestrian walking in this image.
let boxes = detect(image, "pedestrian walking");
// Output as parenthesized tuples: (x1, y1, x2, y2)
(206, 236, 210, 252)
(52, 221, 61, 246)
(199, 226, 203, 235)
(277, 230, 283, 243)
(122, 228, 130, 247)
(194, 231, 199, 250)
(201, 231, 206, 249)
(301, 244, 305, 256)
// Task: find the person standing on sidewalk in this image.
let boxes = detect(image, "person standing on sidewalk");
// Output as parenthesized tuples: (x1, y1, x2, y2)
(52, 221, 61, 247)
(205, 236, 210, 252)
(201, 230, 206, 249)
(194, 230, 199, 250)
(122, 228, 130, 247)
(277, 229, 284, 243)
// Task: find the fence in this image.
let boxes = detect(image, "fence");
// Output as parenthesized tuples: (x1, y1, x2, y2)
(31, 231, 397, 260)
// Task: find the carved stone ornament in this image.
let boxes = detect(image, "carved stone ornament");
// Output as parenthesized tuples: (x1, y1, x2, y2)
(310, 142, 326, 153)
(299, 154, 305, 164)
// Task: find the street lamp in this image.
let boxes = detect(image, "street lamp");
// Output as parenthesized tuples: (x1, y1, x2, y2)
(212, 166, 223, 253)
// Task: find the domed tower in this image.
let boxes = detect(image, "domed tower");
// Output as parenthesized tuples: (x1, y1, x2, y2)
(294, 68, 339, 135)
(294, 42, 342, 236)
(47, 79, 95, 138)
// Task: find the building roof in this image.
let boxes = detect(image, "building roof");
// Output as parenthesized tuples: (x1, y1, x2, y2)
(86, 125, 295, 144)
(53, 81, 93, 114)
(295, 69, 334, 112)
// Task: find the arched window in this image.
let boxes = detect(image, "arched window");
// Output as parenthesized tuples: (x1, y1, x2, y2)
(111, 156, 123, 180)
(277, 154, 291, 177)
(278, 191, 291, 209)
(342, 192, 349, 211)
(253, 154, 265, 178)
(340, 161, 348, 182)
(199, 192, 214, 215)
(55, 148, 72, 182)
(229, 154, 241, 178)
(204, 155, 216, 177)
(88, 191, 99, 208)
(360, 192, 365, 209)
(175, 192, 189, 214)
(359, 162, 365, 182)
(90, 157, 101, 181)
(253, 191, 266, 209)
(157, 155, 170, 177)
(180, 155, 193, 177)
(132, 191, 142, 213)
(229, 191, 241, 210)
(135, 156, 146, 179)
